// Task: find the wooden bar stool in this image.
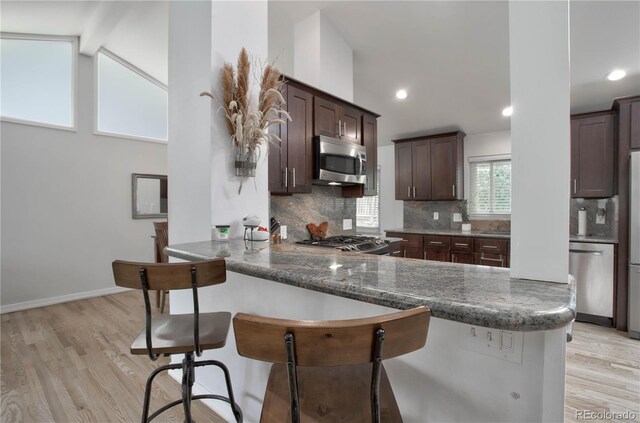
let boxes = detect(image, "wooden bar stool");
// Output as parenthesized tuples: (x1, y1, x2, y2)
(112, 259, 243, 423)
(152, 221, 169, 313)
(233, 306, 430, 423)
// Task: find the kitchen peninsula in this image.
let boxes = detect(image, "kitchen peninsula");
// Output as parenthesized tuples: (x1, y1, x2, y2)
(166, 240, 575, 423)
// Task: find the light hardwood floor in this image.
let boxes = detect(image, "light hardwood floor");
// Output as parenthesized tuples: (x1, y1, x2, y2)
(1, 291, 226, 423)
(2, 292, 639, 422)
(565, 322, 640, 423)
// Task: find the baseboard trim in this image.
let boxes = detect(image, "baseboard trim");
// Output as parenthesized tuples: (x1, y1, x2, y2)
(0, 286, 132, 314)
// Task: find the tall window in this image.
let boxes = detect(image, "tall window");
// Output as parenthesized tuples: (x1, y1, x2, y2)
(96, 49, 168, 142)
(357, 166, 381, 232)
(0, 34, 76, 129)
(469, 156, 511, 215)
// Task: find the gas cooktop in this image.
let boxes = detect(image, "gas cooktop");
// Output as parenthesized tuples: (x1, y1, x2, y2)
(296, 235, 389, 255)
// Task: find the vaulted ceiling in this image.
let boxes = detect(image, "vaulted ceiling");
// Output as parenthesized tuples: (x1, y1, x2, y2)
(2, 1, 639, 145)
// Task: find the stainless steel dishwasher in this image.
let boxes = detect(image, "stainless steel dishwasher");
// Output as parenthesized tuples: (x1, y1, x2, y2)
(569, 242, 615, 326)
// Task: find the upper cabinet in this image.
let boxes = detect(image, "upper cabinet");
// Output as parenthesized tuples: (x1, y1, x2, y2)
(570, 111, 615, 198)
(313, 97, 362, 144)
(269, 77, 379, 197)
(393, 131, 464, 201)
(268, 83, 313, 194)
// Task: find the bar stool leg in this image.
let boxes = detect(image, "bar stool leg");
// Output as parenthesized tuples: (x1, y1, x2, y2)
(182, 353, 194, 423)
(141, 362, 181, 423)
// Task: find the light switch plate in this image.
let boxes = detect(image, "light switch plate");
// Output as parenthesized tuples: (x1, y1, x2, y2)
(343, 219, 353, 230)
(459, 323, 524, 363)
(433, 212, 439, 220)
(453, 213, 462, 222)
(280, 225, 287, 239)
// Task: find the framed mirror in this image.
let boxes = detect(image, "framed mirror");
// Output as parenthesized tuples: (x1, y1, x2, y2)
(132, 173, 168, 219)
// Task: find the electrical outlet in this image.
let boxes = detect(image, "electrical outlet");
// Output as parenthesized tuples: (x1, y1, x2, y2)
(280, 225, 287, 239)
(453, 213, 462, 222)
(343, 219, 353, 230)
(433, 212, 439, 220)
(596, 214, 606, 225)
(459, 324, 524, 363)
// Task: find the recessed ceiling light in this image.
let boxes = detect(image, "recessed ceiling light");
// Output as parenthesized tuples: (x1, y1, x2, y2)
(502, 106, 513, 117)
(395, 89, 408, 100)
(605, 69, 626, 81)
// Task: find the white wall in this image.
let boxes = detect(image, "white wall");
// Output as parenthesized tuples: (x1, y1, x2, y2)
(1, 54, 167, 311)
(509, 1, 570, 283)
(210, 1, 269, 239)
(378, 144, 403, 231)
(294, 11, 354, 101)
(463, 130, 512, 199)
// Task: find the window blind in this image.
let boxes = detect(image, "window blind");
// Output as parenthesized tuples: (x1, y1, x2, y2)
(469, 159, 511, 214)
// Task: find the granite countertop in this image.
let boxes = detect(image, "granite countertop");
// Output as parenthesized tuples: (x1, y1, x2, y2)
(385, 228, 618, 244)
(385, 228, 511, 239)
(166, 240, 575, 332)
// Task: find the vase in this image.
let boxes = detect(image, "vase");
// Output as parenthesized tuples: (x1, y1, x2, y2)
(235, 148, 258, 177)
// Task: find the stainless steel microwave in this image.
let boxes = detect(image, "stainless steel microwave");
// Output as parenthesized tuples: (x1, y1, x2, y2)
(313, 135, 366, 185)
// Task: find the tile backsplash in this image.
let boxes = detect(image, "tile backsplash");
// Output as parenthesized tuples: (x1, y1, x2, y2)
(270, 186, 356, 241)
(570, 197, 618, 239)
(403, 201, 511, 232)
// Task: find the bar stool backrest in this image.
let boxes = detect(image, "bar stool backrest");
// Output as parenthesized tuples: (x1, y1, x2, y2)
(233, 306, 430, 367)
(112, 259, 226, 291)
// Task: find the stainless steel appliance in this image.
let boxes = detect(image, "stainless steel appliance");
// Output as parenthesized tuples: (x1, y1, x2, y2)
(297, 235, 389, 255)
(629, 151, 640, 339)
(313, 135, 366, 186)
(570, 242, 615, 326)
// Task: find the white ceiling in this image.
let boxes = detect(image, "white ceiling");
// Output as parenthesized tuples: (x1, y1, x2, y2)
(2, 1, 638, 145)
(269, 0, 640, 144)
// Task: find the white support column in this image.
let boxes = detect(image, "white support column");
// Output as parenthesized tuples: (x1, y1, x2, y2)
(509, 1, 570, 283)
(167, 1, 212, 246)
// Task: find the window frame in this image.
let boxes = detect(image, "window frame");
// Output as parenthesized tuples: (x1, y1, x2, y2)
(356, 165, 382, 234)
(468, 154, 512, 219)
(94, 48, 168, 144)
(0, 32, 78, 131)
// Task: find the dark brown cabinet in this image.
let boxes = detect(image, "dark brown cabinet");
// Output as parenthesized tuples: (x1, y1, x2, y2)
(268, 84, 313, 194)
(362, 113, 378, 196)
(571, 111, 615, 198)
(313, 98, 362, 144)
(393, 132, 464, 201)
(394, 139, 432, 200)
(386, 232, 510, 267)
(269, 77, 379, 197)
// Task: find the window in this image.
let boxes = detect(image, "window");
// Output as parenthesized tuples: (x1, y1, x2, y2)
(0, 34, 76, 129)
(96, 49, 167, 142)
(469, 156, 511, 215)
(356, 166, 381, 231)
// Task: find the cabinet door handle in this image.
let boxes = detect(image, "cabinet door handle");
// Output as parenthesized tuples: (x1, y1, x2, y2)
(338, 120, 342, 136)
(292, 168, 296, 188)
(482, 245, 499, 249)
(343, 121, 347, 137)
(573, 179, 577, 194)
(403, 250, 407, 258)
(481, 255, 504, 265)
(429, 241, 444, 246)
(408, 186, 411, 198)
(424, 250, 427, 260)
(283, 167, 288, 188)
(452, 185, 455, 197)
(391, 250, 401, 255)
(413, 186, 416, 198)
(452, 254, 457, 263)
(454, 243, 468, 247)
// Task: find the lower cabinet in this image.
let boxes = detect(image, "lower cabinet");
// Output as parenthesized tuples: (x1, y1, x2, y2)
(386, 232, 510, 268)
(451, 251, 475, 264)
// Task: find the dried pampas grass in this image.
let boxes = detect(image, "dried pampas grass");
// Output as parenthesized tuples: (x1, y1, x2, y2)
(201, 47, 290, 154)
